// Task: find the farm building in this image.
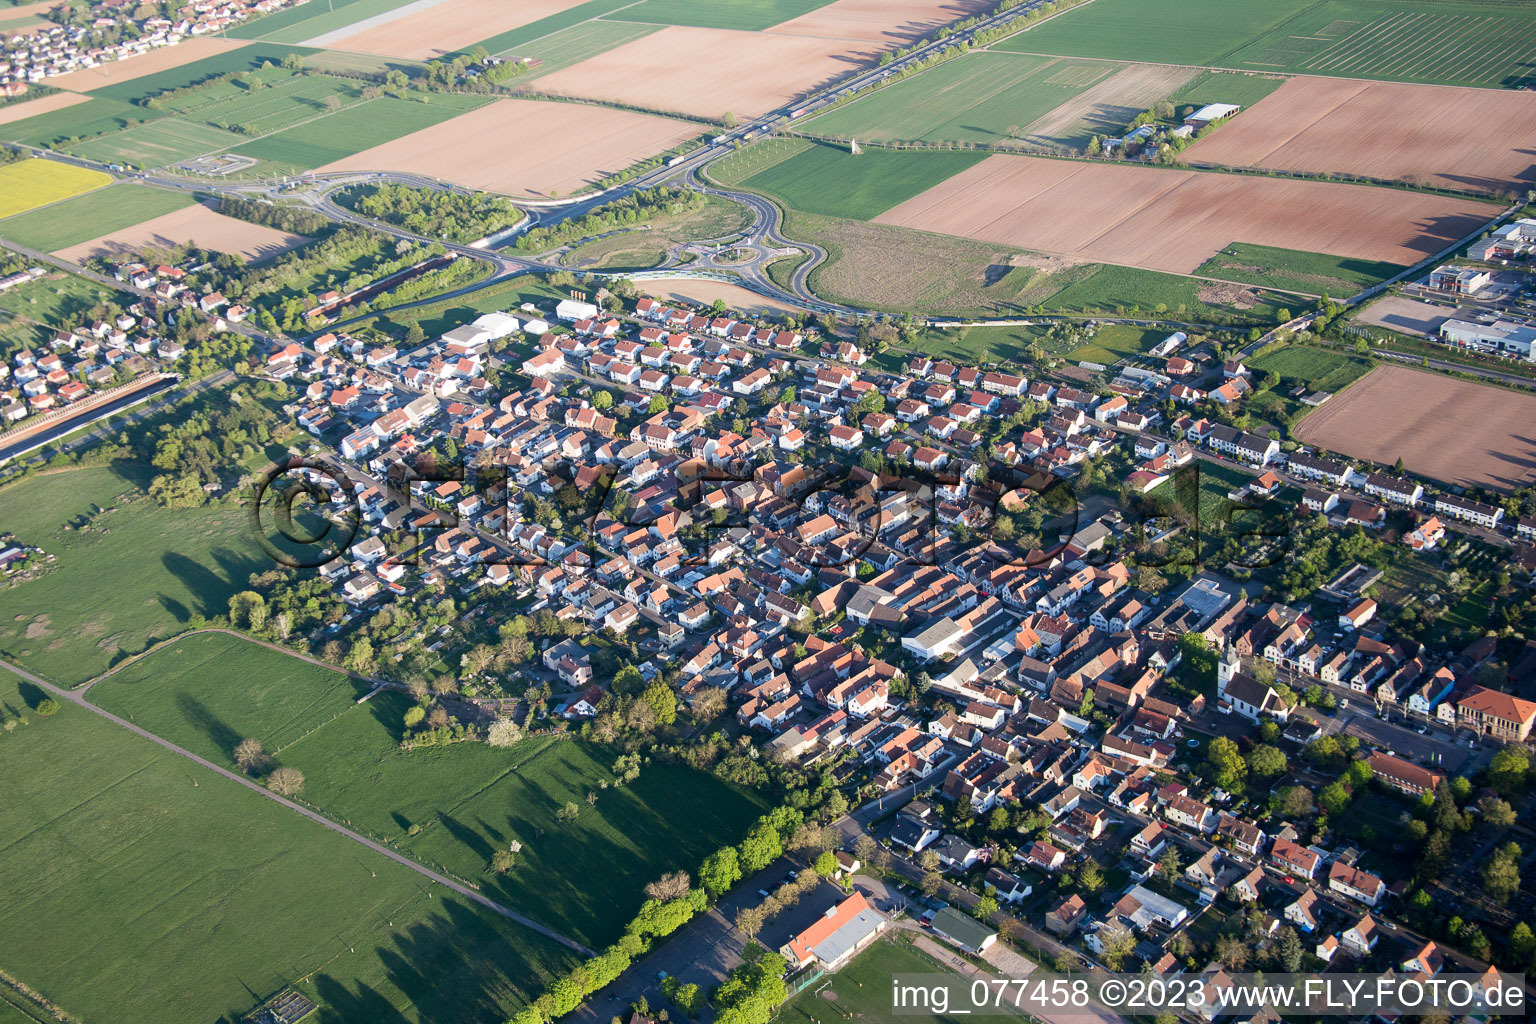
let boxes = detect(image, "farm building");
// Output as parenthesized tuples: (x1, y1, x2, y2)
(1184, 103, 1241, 128)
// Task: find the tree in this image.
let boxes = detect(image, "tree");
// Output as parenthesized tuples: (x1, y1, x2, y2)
(1273, 926, 1303, 972)
(267, 766, 304, 796)
(492, 849, 516, 873)
(404, 705, 426, 729)
(1206, 736, 1248, 789)
(35, 697, 59, 717)
(735, 904, 766, 939)
(1078, 861, 1105, 893)
(974, 895, 999, 921)
(1098, 921, 1136, 970)
(701, 846, 742, 896)
(234, 737, 268, 773)
(1158, 846, 1181, 880)
(1488, 745, 1531, 797)
(920, 871, 942, 895)
(813, 850, 838, 876)
(1479, 795, 1517, 827)
(1508, 921, 1536, 966)
(1246, 744, 1288, 779)
(1481, 842, 1523, 904)
(739, 821, 782, 874)
(645, 870, 692, 902)
(486, 718, 521, 747)
(641, 682, 678, 726)
(1278, 785, 1314, 819)
(591, 389, 613, 411)
(693, 686, 726, 721)
(1317, 780, 1352, 817)
(1213, 934, 1250, 971)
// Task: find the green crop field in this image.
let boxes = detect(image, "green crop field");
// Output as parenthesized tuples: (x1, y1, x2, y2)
(91, 638, 770, 949)
(0, 96, 164, 148)
(0, 463, 274, 686)
(64, 117, 248, 167)
(230, 0, 420, 42)
(472, 0, 639, 57)
(0, 184, 194, 250)
(229, 93, 491, 173)
(998, 0, 1317, 66)
(1248, 343, 1374, 391)
(718, 139, 987, 220)
(507, 19, 664, 76)
(0, 671, 574, 1024)
(1222, 0, 1536, 88)
(1164, 69, 1287, 115)
(608, 0, 833, 31)
(803, 52, 1119, 144)
(1195, 242, 1404, 297)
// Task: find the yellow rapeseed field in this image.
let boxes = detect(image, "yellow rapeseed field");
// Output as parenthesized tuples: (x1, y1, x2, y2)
(0, 159, 112, 219)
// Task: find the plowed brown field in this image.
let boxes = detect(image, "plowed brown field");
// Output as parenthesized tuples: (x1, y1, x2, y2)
(765, 0, 990, 43)
(875, 155, 1500, 273)
(318, 0, 592, 60)
(1185, 76, 1536, 195)
(44, 37, 246, 92)
(530, 25, 870, 120)
(1293, 365, 1536, 492)
(0, 90, 89, 126)
(317, 99, 701, 197)
(54, 203, 309, 263)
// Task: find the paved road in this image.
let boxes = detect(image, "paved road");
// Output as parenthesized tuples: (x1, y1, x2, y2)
(0, 654, 596, 957)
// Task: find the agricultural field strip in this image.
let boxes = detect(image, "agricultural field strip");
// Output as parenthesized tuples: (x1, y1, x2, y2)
(1270, 10, 1536, 84)
(299, 0, 450, 47)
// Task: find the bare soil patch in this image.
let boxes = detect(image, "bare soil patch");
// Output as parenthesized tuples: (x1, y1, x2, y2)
(765, 0, 990, 44)
(530, 25, 872, 120)
(23, 615, 49, 639)
(631, 278, 802, 315)
(1185, 76, 1536, 195)
(0, 90, 90, 126)
(319, 0, 593, 60)
(54, 202, 309, 263)
(875, 155, 1501, 274)
(1197, 281, 1261, 309)
(44, 37, 247, 92)
(317, 99, 701, 198)
(1293, 364, 1536, 492)
(1355, 296, 1459, 338)
(1020, 63, 1197, 147)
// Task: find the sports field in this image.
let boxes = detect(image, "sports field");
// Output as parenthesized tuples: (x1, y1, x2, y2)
(782, 938, 985, 1024)
(714, 138, 987, 219)
(0, 183, 194, 250)
(608, 0, 832, 31)
(64, 117, 247, 167)
(998, 0, 1316, 66)
(0, 671, 575, 1024)
(228, 92, 492, 173)
(1185, 76, 1536, 195)
(0, 158, 111, 218)
(1293, 364, 1536, 491)
(1223, 0, 1536, 88)
(0, 464, 274, 686)
(90, 635, 771, 949)
(803, 51, 1120, 145)
(1195, 242, 1404, 297)
(874, 154, 1501, 274)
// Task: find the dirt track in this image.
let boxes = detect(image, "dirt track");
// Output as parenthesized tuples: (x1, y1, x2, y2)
(55, 203, 309, 263)
(1293, 364, 1536, 492)
(317, 99, 700, 198)
(1185, 76, 1536, 195)
(875, 154, 1501, 273)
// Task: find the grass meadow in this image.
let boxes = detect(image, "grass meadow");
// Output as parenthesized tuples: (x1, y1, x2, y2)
(90, 634, 771, 950)
(1194, 242, 1404, 298)
(1163, 69, 1287, 115)
(0, 183, 194, 250)
(1065, 323, 1163, 365)
(1248, 344, 1375, 391)
(0, 159, 111, 218)
(804, 51, 1119, 145)
(476, 0, 642, 57)
(0, 267, 123, 333)
(87, 42, 314, 104)
(0, 671, 575, 1024)
(719, 139, 987, 219)
(0, 463, 271, 685)
(510, 19, 664, 77)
